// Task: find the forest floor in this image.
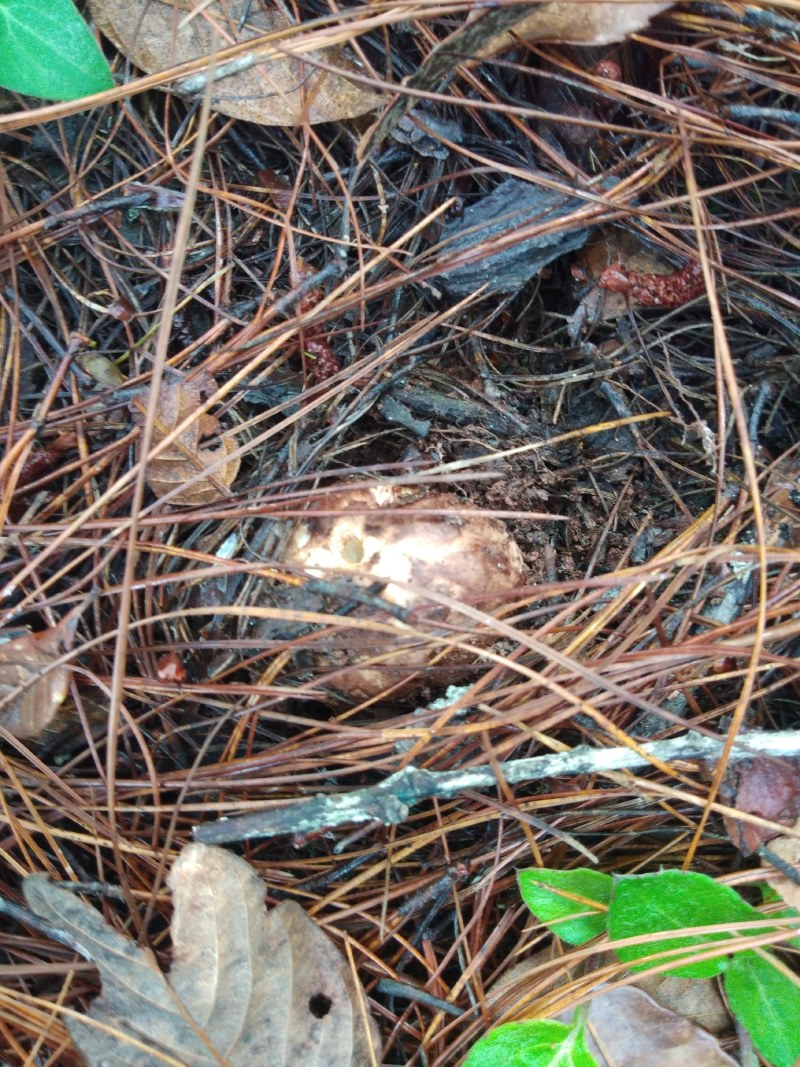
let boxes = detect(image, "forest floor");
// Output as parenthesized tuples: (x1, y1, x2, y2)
(1, 2, 799, 1065)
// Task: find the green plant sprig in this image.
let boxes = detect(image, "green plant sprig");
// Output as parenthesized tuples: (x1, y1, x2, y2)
(465, 867, 800, 1067)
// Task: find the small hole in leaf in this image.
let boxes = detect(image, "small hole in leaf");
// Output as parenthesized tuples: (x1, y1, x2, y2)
(309, 992, 332, 1018)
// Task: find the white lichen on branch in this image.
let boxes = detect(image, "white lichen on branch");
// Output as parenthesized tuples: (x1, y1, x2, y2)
(194, 727, 800, 844)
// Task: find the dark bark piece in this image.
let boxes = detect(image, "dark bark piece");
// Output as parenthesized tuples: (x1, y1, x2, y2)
(393, 385, 525, 435)
(434, 177, 598, 295)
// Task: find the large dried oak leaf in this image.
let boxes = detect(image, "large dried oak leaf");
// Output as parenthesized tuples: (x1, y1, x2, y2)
(87, 0, 383, 126)
(23, 843, 379, 1066)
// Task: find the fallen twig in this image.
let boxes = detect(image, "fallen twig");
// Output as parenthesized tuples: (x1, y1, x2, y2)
(193, 728, 800, 844)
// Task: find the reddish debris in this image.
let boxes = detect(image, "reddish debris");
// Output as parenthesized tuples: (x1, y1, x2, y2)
(296, 262, 342, 383)
(592, 58, 622, 81)
(18, 433, 78, 491)
(155, 652, 187, 684)
(598, 259, 704, 308)
(305, 338, 342, 382)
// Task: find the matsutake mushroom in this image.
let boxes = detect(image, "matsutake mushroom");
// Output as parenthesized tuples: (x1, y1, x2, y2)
(282, 485, 527, 702)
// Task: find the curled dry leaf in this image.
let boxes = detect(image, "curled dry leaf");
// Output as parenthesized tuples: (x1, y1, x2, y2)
(23, 843, 379, 1066)
(358, 2, 671, 157)
(0, 612, 80, 740)
(475, 2, 673, 58)
(721, 752, 800, 855)
(87, 0, 383, 126)
(557, 986, 737, 1067)
(131, 371, 239, 506)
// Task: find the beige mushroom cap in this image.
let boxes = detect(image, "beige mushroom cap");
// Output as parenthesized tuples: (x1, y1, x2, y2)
(283, 485, 527, 702)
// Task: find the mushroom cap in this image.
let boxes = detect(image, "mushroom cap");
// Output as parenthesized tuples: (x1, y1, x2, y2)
(282, 485, 527, 701)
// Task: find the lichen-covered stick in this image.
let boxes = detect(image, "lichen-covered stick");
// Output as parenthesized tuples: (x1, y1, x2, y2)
(193, 728, 800, 844)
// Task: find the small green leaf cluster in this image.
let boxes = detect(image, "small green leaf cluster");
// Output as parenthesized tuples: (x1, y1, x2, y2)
(0, 0, 113, 102)
(465, 867, 800, 1067)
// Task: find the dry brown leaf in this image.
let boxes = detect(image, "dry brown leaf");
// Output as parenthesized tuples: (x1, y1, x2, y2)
(558, 986, 737, 1067)
(132, 371, 239, 506)
(475, 2, 673, 58)
(762, 816, 800, 910)
(721, 753, 800, 855)
(0, 613, 80, 740)
(87, 0, 383, 126)
(634, 974, 731, 1037)
(764, 451, 800, 548)
(494, 950, 731, 1040)
(23, 843, 379, 1066)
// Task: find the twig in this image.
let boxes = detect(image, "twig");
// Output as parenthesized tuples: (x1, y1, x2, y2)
(0, 896, 87, 956)
(193, 728, 800, 844)
(375, 979, 465, 1018)
(725, 105, 800, 128)
(358, 3, 533, 155)
(757, 845, 800, 888)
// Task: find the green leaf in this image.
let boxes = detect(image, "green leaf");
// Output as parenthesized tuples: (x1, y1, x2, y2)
(0, 0, 113, 101)
(724, 950, 800, 1067)
(464, 1020, 599, 1067)
(517, 869, 612, 946)
(608, 870, 760, 979)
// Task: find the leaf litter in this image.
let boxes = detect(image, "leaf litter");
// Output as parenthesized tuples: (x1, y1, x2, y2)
(557, 987, 738, 1067)
(87, 0, 384, 126)
(3, 2, 800, 1066)
(496, 949, 736, 1067)
(23, 843, 379, 1066)
(473, 2, 674, 58)
(0, 608, 82, 740)
(131, 371, 240, 506)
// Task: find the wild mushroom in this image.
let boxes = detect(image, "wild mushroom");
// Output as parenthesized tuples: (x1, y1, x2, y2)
(282, 484, 527, 702)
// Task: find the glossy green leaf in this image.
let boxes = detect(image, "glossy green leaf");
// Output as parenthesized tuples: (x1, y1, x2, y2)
(517, 868, 612, 946)
(464, 1020, 598, 1067)
(724, 950, 800, 1067)
(609, 870, 759, 978)
(0, 0, 113, 100)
